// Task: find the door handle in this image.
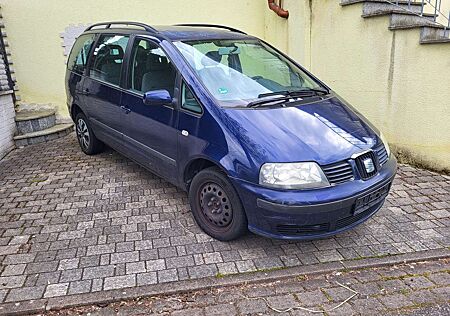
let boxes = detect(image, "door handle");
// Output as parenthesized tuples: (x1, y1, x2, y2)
(120, 106, 131, 114)
(82, 88, 90, 96)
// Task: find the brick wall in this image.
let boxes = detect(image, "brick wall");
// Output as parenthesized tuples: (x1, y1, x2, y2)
(0, 91, 15, 159)
(0, 53, 15, 159)
(0, 5, 16, 159)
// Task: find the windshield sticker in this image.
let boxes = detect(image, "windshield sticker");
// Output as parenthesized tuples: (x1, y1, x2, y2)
(218, 87, 229, 94)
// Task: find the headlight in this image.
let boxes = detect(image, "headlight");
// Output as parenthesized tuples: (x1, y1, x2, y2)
(259, 162, 330, 189)
(379, 132, 391, 158)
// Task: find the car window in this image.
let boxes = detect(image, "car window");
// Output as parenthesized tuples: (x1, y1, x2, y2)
(181, 82, 202, 114)
(128, 39, 176, 96)
(67, 34, 96, 75)
(89, 35, 129, 86)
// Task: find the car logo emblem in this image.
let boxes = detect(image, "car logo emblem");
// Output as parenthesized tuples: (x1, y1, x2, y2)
(363, 158, 375, 173)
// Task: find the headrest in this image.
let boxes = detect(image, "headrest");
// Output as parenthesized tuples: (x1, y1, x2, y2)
(97, 44, 124, 60)
(146, 53, 169, 71)
(136, 46, 148, 59)
(201, 51, 223, 67)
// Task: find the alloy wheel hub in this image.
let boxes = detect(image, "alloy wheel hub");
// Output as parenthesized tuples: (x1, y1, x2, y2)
(76, 119, 90, 149)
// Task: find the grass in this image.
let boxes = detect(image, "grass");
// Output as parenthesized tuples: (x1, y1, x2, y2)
(381, 272, 429, 281)
(346, 253, 392, 261)
(29, 176, 48, 183)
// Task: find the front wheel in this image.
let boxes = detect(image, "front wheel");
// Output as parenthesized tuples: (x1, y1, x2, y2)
(75, 113, 103, 155)
(188, 167, 248, 241)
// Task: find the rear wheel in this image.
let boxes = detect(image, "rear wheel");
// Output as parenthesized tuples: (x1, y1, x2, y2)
(75, 113, 103, 155)
(188, 167, 248, 241)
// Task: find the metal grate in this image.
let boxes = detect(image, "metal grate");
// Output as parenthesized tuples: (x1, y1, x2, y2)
(322, 161, 354, 185)
(0, 29, 15, 102)
(354, 151, 378, 180)
(276, 223, 330, 235)
(374, 143, 389, 166)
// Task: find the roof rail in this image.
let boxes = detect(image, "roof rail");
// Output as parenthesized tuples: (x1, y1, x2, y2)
(85, 22, 158, 33)
(175, 24, 247, 35)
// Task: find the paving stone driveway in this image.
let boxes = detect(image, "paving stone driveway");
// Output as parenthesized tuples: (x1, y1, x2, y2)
(0, 133, 449, 306)
(43, 259, 450, 316)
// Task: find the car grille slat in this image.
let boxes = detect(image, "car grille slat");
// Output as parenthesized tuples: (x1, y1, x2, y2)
(323, 169, 354, 176)
(322, 160, 354, 185)
(322, 162, 350, 171)
(329, 173, 355, 183)
(374, 144, 389, 166)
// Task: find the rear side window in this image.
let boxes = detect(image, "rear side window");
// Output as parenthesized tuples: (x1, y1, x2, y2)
(67, 34, 96, 74)
(89, 35, 129, 86)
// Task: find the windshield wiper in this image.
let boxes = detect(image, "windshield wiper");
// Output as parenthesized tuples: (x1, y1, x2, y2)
(257, 91, 291, 98)
(295, 88, 329, 95)
(249, 88, 329, 108)
(247, 95, 291, 108)
(257, 88, 328, 99)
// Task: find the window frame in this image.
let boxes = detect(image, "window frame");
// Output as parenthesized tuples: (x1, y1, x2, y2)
(123, 35, 195, 113)
(67, 33, 98, 76)
(179, 79, 203, 117)
(86, 33, 131, 88)
(124, 35, 179, 97)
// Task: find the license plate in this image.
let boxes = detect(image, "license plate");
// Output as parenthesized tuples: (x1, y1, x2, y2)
(353, 182, 391, 215)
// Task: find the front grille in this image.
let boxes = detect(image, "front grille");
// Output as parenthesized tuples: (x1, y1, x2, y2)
(322, 161, 354, 185)
(374, 143, 389, 166)
(276, 223, 330, 236)
(354, 151, 378, 180)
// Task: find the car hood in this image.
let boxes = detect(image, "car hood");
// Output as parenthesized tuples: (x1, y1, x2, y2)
(221, 95, 380, 166)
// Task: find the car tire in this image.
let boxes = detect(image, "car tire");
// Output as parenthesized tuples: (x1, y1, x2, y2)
(188, 167, 248, 241)
(75, 113, 103, 155)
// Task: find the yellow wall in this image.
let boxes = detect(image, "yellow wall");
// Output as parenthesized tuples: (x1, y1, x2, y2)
(265, 0, 450, 171)
(0, 0, 266, 116)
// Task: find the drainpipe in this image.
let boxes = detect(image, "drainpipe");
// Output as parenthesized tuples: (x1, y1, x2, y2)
(268, 0, 289, 19)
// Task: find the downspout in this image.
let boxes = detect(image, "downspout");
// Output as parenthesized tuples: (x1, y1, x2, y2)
(268, 0, 289, 19)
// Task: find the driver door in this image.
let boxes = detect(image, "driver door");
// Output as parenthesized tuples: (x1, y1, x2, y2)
(121, 37, 179, 182)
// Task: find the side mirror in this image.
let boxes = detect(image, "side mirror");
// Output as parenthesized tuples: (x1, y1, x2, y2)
(143, 90, 172, 106)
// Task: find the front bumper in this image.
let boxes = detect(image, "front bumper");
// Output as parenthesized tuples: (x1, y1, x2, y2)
(231, 156, 397, 240)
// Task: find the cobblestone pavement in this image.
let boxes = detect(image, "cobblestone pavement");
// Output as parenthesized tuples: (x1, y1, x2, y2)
(41, 259, 450, 315)
(0, 133, 449, 311)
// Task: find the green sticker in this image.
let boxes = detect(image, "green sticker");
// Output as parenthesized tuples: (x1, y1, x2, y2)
(218, 87, 228, 94)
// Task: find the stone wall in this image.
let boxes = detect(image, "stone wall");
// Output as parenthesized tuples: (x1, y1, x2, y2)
(0, 5, 16, 159)
(0, 91, 15, 159)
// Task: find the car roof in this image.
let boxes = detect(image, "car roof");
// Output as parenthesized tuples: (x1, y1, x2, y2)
(84, 23, 256, 42)
(154, 25, 255, 41)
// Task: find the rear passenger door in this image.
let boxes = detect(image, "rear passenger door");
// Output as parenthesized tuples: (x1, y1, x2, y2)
(121, 37, 178, 182)
(83, 34, 129, 149)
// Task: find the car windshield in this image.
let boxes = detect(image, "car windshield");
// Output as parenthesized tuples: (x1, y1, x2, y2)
(174, 39, 327, 107)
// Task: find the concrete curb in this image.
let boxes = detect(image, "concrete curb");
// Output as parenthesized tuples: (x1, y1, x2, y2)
(1, 248, 449, 316)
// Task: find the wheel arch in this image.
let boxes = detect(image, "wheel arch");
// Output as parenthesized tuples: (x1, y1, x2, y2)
(183, 157, 229, 190)
(70, 103, 84, 121)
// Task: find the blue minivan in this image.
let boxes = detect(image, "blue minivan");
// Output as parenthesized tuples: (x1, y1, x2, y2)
(66, 22, 397, 241)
